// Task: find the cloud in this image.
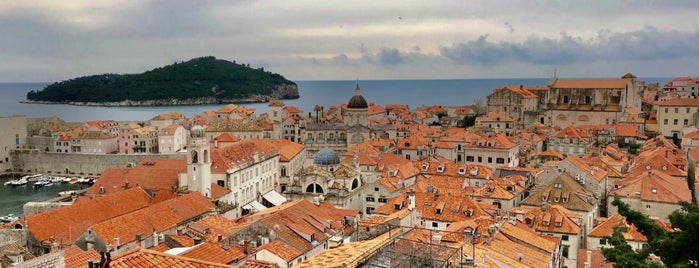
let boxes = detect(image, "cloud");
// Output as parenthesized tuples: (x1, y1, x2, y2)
(440, 26, 699, 66)
(377, 48, 404, 65)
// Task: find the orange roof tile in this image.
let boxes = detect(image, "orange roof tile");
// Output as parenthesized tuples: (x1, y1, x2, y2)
(610, 170, 691, 204)
(86, 158, 186, 196)
(577, 249, 614, 268)
(588, 215, 647, 241)
(64, 245, 100, 268)
(188, 214, 239, 243)
(109, 247, 233, 268)
(256, 239, 302, 262)
(656, 98, 699, 106)
(25, 187, 153, 243)
(239, 259, 278, 268)
(514, 205, 581, 235)
(550, 78, 628, 89)
(265, 139, 304, 162)
(210, 139, 279, 173)
(213, 133, 241, 143)
(179, 242, 245, 265)
(210, 183, 231, 200)
(90, 192, 215, 247)
(167, 234, 196, 247)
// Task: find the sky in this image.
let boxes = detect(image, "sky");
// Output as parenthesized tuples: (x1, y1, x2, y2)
(1, 1, 699, 82)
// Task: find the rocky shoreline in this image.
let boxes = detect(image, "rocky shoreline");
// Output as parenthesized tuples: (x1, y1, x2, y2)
(21, 84, 300, 107)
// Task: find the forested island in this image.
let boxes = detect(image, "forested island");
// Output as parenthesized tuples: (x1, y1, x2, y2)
(24, 56, 299, 106)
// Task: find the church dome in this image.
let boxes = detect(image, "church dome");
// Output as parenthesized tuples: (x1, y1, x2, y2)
(190, 125, 206, 138)
(347, 84, 368, 109)
(315, 148, 340, 165)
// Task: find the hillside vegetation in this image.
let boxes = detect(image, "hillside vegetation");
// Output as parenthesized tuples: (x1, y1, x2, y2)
(25, 56, 299, 105)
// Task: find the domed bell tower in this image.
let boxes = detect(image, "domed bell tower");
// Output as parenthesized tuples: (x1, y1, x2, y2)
(187, 125, 211, 197)
(345, 84, 369, 127)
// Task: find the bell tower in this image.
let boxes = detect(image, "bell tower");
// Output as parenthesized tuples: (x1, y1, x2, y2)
(187, 125, 211, 197)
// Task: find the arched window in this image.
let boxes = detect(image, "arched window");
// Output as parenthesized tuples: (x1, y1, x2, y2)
(191, 150, 199, 164)
(306, 183, 324, 193)
(203, 149, 209, 163)
(281, 167, 287, 177)
(351, 179, 359, 190)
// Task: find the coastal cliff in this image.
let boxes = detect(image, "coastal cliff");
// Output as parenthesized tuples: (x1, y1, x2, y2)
(24, 56, 299, 107)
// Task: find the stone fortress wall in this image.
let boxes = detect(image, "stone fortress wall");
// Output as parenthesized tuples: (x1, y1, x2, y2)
(9, 149, 185, 176)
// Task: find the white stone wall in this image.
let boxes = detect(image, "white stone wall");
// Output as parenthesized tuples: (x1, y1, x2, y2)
(0, 115, 27, 172)
(607, 196, 682, 221)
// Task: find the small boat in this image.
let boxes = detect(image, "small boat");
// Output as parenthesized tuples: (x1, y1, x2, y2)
(50, 177, 64, 183)
(59, 190, 77, 198)
(68, 177, 79, 184)
(10, 178, 28, 186)
(3, 180, 12, 186)
(44, 182, 54, 187)
(34, 180, 48, 188)
(0, 214, 18, 223)
(63, 177, 72, 183)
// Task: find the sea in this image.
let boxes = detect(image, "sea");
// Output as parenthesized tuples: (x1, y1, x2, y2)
(0, 77, 672, 216)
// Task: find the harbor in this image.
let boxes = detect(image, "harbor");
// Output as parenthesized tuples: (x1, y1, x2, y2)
(0, 174, 91, 217)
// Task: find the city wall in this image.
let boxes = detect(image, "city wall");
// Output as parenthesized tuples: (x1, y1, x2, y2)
(9, 149, 185, 176)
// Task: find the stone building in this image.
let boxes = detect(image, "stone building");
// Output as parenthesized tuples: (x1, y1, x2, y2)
(486, 85, 546, 128)
(0, 115, 26, 172)
(544, 73, 644, 126)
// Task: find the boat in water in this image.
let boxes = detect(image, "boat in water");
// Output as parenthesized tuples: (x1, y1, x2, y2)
(59, 190, 78, 198)
(0, 213, 18, 223)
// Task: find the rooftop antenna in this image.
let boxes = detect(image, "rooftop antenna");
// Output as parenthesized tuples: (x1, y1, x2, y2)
(553, 68, 557, 78)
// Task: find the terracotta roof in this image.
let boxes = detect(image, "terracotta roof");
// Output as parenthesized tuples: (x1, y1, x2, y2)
(210, 139, 279, 173)
(210, 183, 231, 200)
(656, 98, 699, 106)
(73, 130, 116, 139)
(265, 139, 304, 162)
(550, 78, 629, 89)
(533, 149, 565, 160)
(109, 247, 233, 268)
(90, 192, 215, 247)
(514, 205, 581, 235)
(241, 199, 357, 254)
(150, 112, 184, 121)
(179, 242, 245, 265)
(149, 244, 171, 252)
(521, 173, 597, 212)
(64, 245, 100, 268)
(167, 234, 195, 247)
(565, 156, 608, 182)
(187, 214, 239, 243)
(499, 221, 558, 254)
(373, 191, 493, 223)
(296, 228, 399, 268)
(577, 249, 614, 268)
(87, 158, 186, 196)
(256, 239, 302, 262)
(213, 133, 241, 143)
(588, 215, 646, 241)
(239, 259, 278, 268)
(555, 125, 592, 140)
(610, 170, 691, 204)
(25, 187, 153, 243)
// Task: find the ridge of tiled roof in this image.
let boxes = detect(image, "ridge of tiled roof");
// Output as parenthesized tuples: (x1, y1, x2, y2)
(550, 78, 629, 89)
(521, 173, 597, 212)
(588, 215, 646, 241)
(109, 247, 233, 268)
(264, 139, 304, 162)
(373, 191, 493, 223)
(295, 228, 400, 268)
(610, 170, 691, 204)
(86, 158, 186, 196)
(515, 205, 581, 234)
(187, 214, 239, 243)
(89, 192, 215, 247)
(210, 139, 279, 173)
(179, 242, 245, 265)
(63, 244, 100, 268)
(25, 187, 153, 243)
(256, 239, 302, 262)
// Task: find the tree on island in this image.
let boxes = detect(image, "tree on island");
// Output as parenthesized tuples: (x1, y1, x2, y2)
(603, 196, 699, 267)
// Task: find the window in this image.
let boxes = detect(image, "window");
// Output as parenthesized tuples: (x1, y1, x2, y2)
(496, 158, 505, 164)
(378, 197, 388, 203)
(600, 238, 607, 245)
(675, 108, 679, 113)
(684, 119, 689, 126)
(374, 187, 379, 192)
(366, 207, 374, 214)
(432, 222, 438, 228)
(562, 246, 569, 258)
(664, 119, 668, 125)
(366, 196, 375, 202)
(664, 107, 668, 113)
(562, 234, 568, 241)
(487, 157, 492, 163)
(554, 183, 562, 189)
(466, 156, 474, 162)
(477, 156, 482, 162)
(674, 119, 678, 125)
(646, 204, 651, 209)
(687, 107, 691, 113)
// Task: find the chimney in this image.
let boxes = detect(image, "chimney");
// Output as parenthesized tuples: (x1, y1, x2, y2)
(541, 201, 547, 211)
(214, 139, 219, 148)
(217, 234, 223, 243)
(113, 237, 120, 249)
(124, 181, 129, 189)
(194, 237, 202, 245)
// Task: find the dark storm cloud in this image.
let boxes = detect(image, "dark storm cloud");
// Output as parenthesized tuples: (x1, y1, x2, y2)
(440, 27, 699, 66)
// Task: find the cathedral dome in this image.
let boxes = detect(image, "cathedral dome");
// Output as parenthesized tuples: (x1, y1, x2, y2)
(314, 148, 340, 165)
(347, 84, 368, 109)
